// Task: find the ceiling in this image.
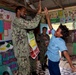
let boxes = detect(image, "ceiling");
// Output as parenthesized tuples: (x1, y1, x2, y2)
(33, 0, 76, 10)
(0, 0, 76, 12)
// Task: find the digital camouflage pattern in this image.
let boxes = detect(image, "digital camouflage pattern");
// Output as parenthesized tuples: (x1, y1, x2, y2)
(12, 15, 41, 75)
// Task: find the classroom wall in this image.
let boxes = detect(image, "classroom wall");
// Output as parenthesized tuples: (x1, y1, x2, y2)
(0, 9, 15, 42)
(41, 6, 76, 24)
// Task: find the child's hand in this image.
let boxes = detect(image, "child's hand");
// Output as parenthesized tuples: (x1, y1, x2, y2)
(71, 65, 76, 72)
(44, 7, 49, 16)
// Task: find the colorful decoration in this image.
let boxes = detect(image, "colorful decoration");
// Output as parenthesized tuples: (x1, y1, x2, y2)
(0, 42, 13, 52)
(27, 31, 40, 59)
(0, 42, 18, 73)
(0, 9, 15, 42)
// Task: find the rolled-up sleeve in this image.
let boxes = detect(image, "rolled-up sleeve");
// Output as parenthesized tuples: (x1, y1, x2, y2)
(13, 15, 41, 29)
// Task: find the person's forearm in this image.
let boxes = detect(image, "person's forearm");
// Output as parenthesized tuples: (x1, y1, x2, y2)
(46, 14, 52, 30)
(63, 51, 73, 67)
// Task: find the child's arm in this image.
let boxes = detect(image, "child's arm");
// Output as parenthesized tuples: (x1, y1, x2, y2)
(44, 7, 53, 30)
(63, 51, 76, 72)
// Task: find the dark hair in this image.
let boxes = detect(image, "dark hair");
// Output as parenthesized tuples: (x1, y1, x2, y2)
(3, 71, 9, 75)
(42, 27, 47, 30)
(15, 6, 25, 13)
(59, 24, 69, 40)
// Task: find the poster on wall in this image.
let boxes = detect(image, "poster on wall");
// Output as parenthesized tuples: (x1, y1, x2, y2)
(60, 17, 65, 23)
(0, 9, 15, 42)
(40, 23, 52, 37)
(0, 9, 3, 19)
(49, 7, 76, 23)
(49, 11, 58, 18)
(58, 10, 64, 18)
(51, 18, 60, 23)
(27, 31, 40, 59)
(40, 23, 48, 34)
(64, 9, 76, 22)
(3, 10, 12, 21)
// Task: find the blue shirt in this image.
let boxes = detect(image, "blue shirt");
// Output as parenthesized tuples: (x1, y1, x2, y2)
(46, 29, 67, 62)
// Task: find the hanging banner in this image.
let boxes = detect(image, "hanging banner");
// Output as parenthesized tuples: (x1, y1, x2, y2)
(50, 18, 60, 23)
(27, 31, 40, 59)
(58, 10, 64, 18)
(0, 8, 15, 42)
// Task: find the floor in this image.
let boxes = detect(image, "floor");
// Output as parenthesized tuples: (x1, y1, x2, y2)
(36, 61, 50, 75)
(36, 59, 76, 75)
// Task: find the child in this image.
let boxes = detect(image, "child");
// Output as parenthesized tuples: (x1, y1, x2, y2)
(44, 7, 76, 75)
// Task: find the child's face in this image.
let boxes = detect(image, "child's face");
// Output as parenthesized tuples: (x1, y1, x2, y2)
(55, 28, 63, 37)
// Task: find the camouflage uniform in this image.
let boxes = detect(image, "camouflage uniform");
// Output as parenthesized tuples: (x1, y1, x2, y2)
(37, 33, 50, 65)
(12, 15, 41, 75)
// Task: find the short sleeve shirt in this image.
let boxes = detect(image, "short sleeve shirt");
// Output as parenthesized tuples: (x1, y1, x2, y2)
(46, 29, 67, 62)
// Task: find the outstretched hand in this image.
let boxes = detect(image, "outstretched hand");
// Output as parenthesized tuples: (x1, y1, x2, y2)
(37, 0, 41, 14)
(44, 7, 53, 30)
(71, 65, 76, 72)
(44, 7, 49, 16)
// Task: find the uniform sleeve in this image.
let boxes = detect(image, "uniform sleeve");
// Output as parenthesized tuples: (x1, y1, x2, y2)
(13, 15, 41, 29)
(59, 41, 67, 52)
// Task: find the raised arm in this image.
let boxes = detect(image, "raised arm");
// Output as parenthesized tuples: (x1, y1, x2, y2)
(13, 0, 42, 29)
(44, 7, 53, 30)
(13, 15, 41, 29)
(63, 51, 76, 72)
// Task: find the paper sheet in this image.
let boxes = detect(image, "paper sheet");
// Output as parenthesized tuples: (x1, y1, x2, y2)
(4, 30, 8, 36)
(4, 21, 11, 30)
(0, 20, 4, 33)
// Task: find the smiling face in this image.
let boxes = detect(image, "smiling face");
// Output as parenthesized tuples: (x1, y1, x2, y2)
(19, 8, 27, 19)
(54, 28, 63, 37)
